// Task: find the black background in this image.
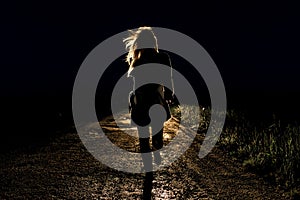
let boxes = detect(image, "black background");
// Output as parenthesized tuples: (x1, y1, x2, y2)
(1, 1, 300, 151)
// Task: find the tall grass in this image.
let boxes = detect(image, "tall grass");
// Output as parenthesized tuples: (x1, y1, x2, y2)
(172, 105, 300, 196)
(218, 109, 300, 196)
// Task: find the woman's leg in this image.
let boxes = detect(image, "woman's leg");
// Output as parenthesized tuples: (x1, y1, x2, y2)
(151, 123, 164, 165)
(152, 123, 164, 150)
(137, 126, 152, 171)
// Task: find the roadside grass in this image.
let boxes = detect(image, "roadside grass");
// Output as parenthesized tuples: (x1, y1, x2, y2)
(172, 104, 300, 197)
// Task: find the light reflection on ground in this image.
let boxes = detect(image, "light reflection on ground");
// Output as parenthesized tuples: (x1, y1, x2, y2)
(0, 110, 287, 199)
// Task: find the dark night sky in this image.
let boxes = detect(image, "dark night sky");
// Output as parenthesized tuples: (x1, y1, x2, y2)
(0, 1, 300, 150)
(1, 1, 300, 145)
(2, 2, 300, 95)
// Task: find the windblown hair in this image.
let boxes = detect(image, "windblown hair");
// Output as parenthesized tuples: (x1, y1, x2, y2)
(123, 27, 158, 67)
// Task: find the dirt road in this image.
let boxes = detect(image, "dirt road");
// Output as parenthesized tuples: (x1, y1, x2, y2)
(0, 112, 288, 199)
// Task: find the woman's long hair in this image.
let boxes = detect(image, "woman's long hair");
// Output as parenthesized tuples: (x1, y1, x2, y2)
(123, 27, 158, 70)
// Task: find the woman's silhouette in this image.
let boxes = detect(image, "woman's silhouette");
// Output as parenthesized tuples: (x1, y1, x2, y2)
(123, 27, 173, 172)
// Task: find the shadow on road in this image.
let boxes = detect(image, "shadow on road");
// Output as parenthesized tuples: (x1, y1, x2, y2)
(143, 172, 154, 200)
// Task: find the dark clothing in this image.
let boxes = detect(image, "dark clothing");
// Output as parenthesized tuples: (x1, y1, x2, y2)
(131, 84, 170, 126)
(128, 49, 172, 156)
(129, 49, 172, 127)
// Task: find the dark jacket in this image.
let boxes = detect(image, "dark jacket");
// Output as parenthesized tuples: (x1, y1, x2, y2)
(129, 49, 172, 126)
